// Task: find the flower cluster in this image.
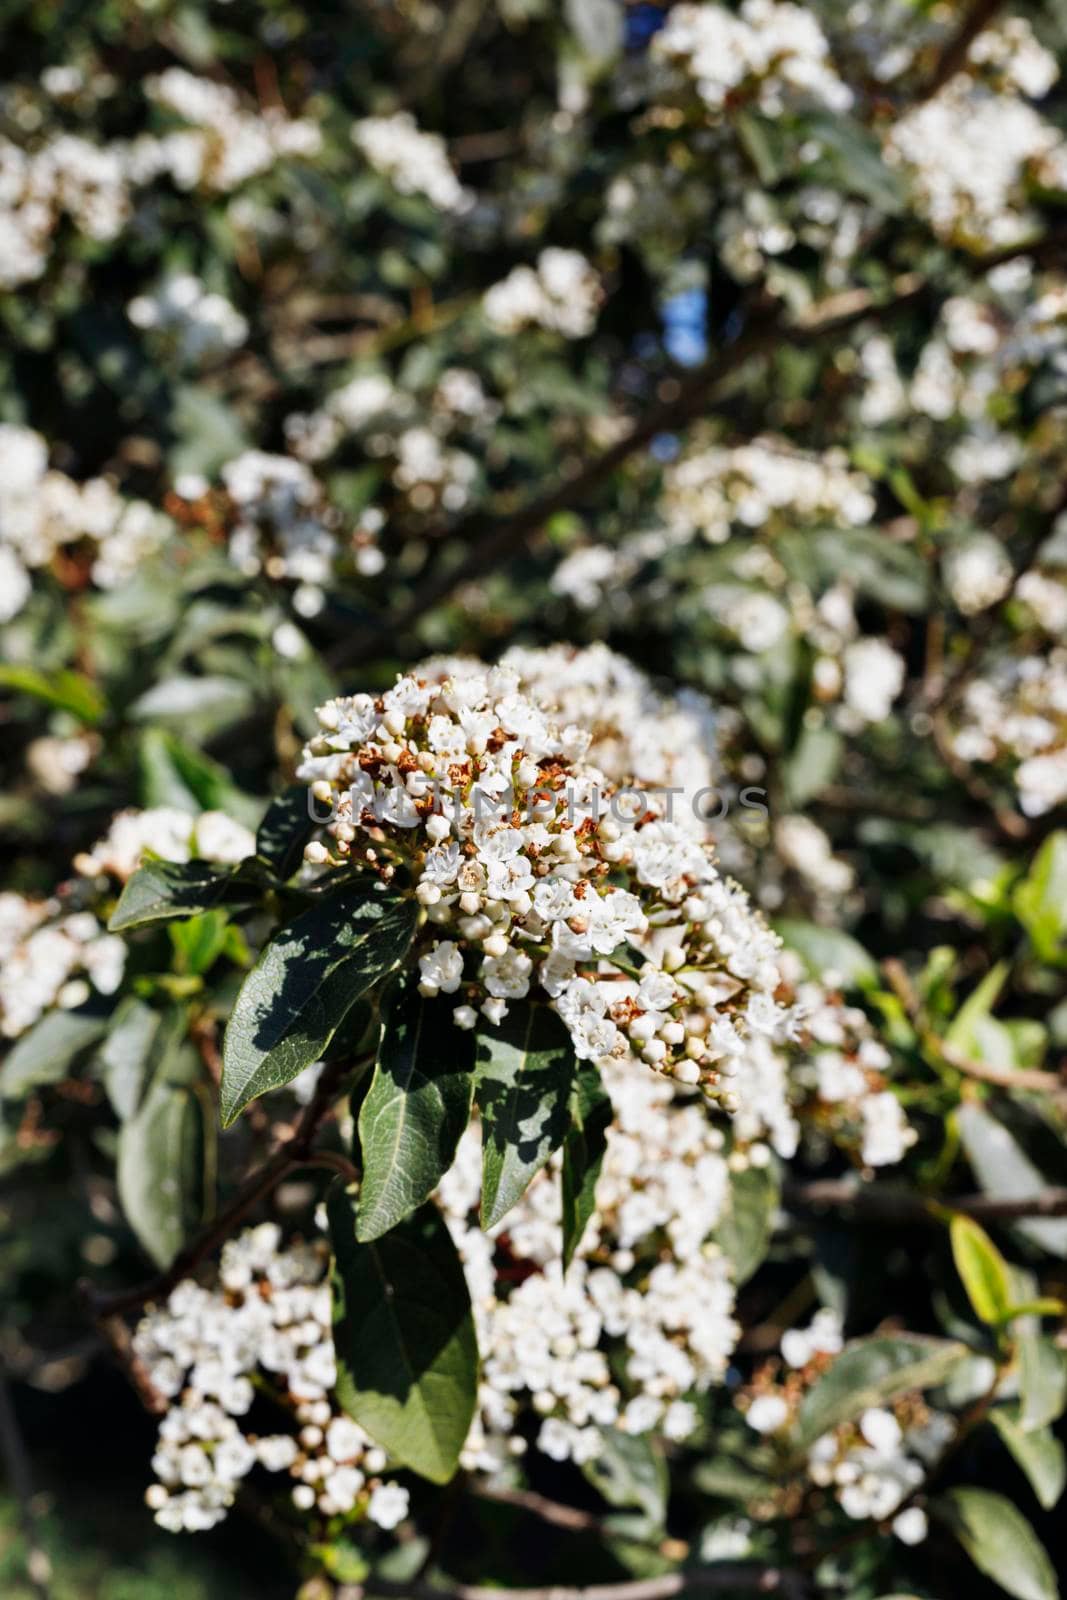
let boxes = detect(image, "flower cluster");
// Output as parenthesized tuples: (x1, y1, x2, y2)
(128, 273, 249, 366)
(440, 1058, 739, 1471)
(133, 1223, 410, 1533)
(352, 112, 472, 213)
(740, 1311, 954, 1544)
(299, 649, 794, 1109)
(483, 249, 603, 339)
(0, 806, 255, 1040)
(652, 0, 853, 120)
(0, 69, 320, 289)
(884, 17, 1065, 248)
(0, 891, 124, 1040)
(0, 424, 172, 622)
(953, 647, 1067, 818)
(662, 436, 876, 548)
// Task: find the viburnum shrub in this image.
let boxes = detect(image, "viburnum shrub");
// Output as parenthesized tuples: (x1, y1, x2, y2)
(3, 3, 1067, 1599)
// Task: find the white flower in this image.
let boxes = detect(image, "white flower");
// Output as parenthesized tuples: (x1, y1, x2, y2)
(746, 1394, 789, 1434)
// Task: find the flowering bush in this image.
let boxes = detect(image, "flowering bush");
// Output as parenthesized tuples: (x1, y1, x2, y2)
(2, 5, 1067, 1600)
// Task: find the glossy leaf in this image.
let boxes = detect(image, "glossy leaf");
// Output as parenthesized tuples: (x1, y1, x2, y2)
(356, 980, 476, 1242)
(793, 1336, 966, 1450)
(328, 1183, 478, 1484)
(950, 1213, 1012, 1326)
(117, 1079, 213, 1269)
(475, 1002, 577, 1229)
(109, 859, 258, 932)
(989, 1409, 1066, 1511)
(220, 884, 417, 1124)
(933, 1487, 1059, 1600)
(561, 1063, 611, 1270)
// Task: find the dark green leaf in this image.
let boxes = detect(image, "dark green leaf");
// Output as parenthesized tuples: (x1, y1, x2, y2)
(793, 1336, 966, 1450)
(774, 920, 877, 988)
(328, 1184, 478, 1484)
(109, 859, 259, 932)
(715, 1159, 779, 1285)
(561, 1064, 612, 1270)
(580, 1430, 667, 1528)
(220, 884, 417, 1125)
(118, 1080, 213, 1269)
(475, 1002, 577, 1229)
(989, 1410, 1066, 1511)
(255, 785, 317, 881)
(356, 979, 476, 1242)
(2, 1007, 108, 1099)
(933, 1487, 1059, 1600)
(1019, 1333, 1067, 1432)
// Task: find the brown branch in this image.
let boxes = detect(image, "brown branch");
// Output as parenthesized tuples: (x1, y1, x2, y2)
(362, 1566, 807, 1600)
(332, 224, 1064, 676)
(0, 1368, 52, 1600)
(331, 276, 930, 671)
(784, 1179, 1067, 1223)
(882, 957, 1065, 1094)
(79, 1053, 370, 1321)
(918, 0, 1007, 103)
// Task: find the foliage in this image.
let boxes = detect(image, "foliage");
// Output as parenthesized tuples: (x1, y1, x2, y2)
(3, 2, 1067, 1598)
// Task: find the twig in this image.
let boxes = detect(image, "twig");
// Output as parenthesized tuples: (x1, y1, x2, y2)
(361, 1566, 807, 1600)
(882, 957, 1065, 1094)
(470, 1483, 606, 1535)
(784, 1179, 1067, 1223)
(331, 277, 929, 671)
(0, 1368, 52, 1600)
(80, 1053, 370, 1320)
(330, 227, 1060, 675)
(918, 0, 1007, 102)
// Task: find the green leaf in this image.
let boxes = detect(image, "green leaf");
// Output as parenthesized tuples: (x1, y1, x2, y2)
(117, 1080, 214, 1269)
(580, 1430, 668, 1528)
(356, 979, 476, 1242)
(773, 920, 876, 988)
(328, 1184, 478, 1484)
(220, 884, 417, 1125)
(783, 722, 842, 807)
(950, 1213, 1012, 1326)
(138, 728, 259, 823)
(109, 859, 259, 932)
(945, 961, 1009, 1054)
(1019, 1333, 1067, 1432)
(130, 674, 253, 737)
(475, 1002, 577, 1229)
(933, 1487, 1059, 1600)
(714, 1158, 779, 1286)
(169, 911, 231, 977)
(793, 1336, 966, 1450)
(989, 1410, 1066, 1511)
(692, 1456, 774, 1501)
(957, 1104, 1067, 1258)
(1014, 833, 1067, 962)
(0, 663, 105, 724)
(561, 1064, 612, 1270)
(255, 785, 316, 882)
(99, 998, 188, 1120)
(2, 1007, 108, 1100)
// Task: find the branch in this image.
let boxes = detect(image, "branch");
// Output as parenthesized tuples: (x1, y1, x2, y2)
(361, 1566, 807, 1600)
(784, 1179, 1067, 1223)
(0, 1368, 52, 1600)
(332, 223, 1064, 674)
(330, 275, 931, 671)
(80, 1054, 369, 1321)
(918, 0, 1006, 103)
